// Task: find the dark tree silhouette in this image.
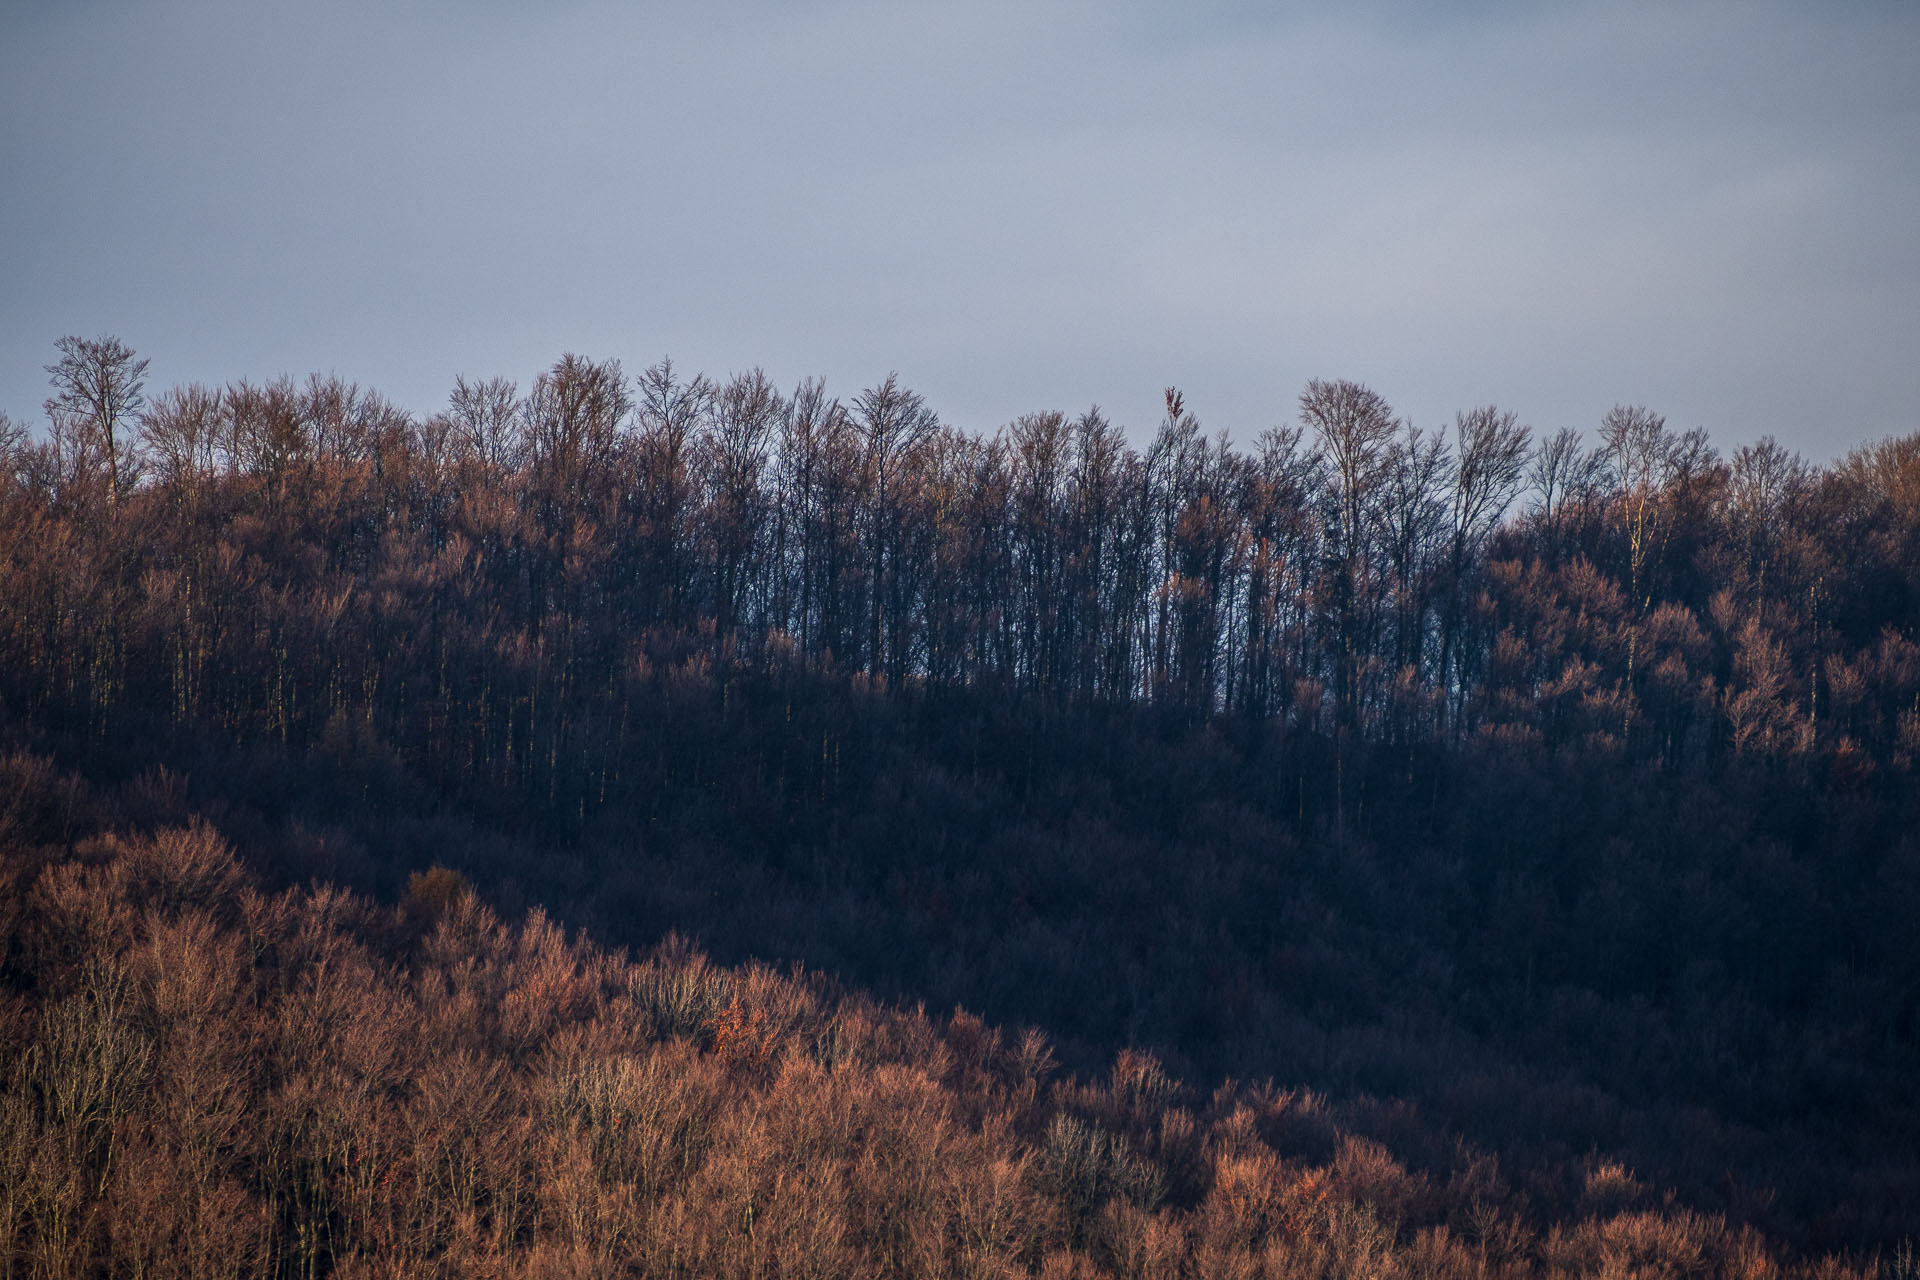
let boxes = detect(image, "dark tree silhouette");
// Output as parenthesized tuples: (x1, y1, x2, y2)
(44, 333, 149, 504)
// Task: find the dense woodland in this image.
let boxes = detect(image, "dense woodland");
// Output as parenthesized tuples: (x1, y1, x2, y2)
(2, 336, 1919, 1275)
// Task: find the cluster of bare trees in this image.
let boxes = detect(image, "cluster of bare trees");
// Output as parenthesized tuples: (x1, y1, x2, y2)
(4, 335, 1918, 814)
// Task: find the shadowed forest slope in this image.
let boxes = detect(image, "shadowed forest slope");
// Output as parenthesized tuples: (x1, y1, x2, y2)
(0, 766, 1891, 1279)
(3, 342, 1919, 1270)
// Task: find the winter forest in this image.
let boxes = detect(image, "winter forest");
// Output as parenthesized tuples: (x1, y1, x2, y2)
(2, 335, 1918, 1277)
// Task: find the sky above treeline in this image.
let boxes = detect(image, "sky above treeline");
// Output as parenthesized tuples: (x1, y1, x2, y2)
(3, 1, 1917, 461)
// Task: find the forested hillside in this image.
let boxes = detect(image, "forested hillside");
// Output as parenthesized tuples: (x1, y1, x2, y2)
(3, 336, 1918, 1273)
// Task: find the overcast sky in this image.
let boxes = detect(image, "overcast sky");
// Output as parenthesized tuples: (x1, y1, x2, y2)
(3, 0, 1917, 459)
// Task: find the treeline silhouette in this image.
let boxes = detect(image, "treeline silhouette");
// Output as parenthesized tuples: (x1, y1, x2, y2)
(8, 344, 1916, 770)
(0, 763, 1889, 1278)
(3, 337, 1920, 1264)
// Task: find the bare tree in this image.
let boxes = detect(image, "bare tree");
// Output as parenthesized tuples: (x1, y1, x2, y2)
(45, 334, 150, 503)
(632, 357, 710, 627)
(1726, 436, 1808, 593)
(1065, 407, 1134, 701)
(1599, 404, 1673, 612)
(1450, 407, 1532, 562)
(1598, 405, 1719, 733)
(1299, 378, 1399, 728)
(448, 375, 526, 472)
(138, 384, 224, 512)
(1441, 406, 1530, 715)
(1379, 420, 1450, 681)
(1237, 424, 1320, 718)
(775, 379, 859, 662)
(223, 376, 308, 496)
(701, 369, 783, 642)
(294, 374, 409, 473)
(1008, 410, 1070, 693)
(852, 374, 939, 678)
(1527, 426, 1608, 558)
(527, 354, 630, 499)
(1301, 379, 1397, 560)
(1144, 389, 1207, 699)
